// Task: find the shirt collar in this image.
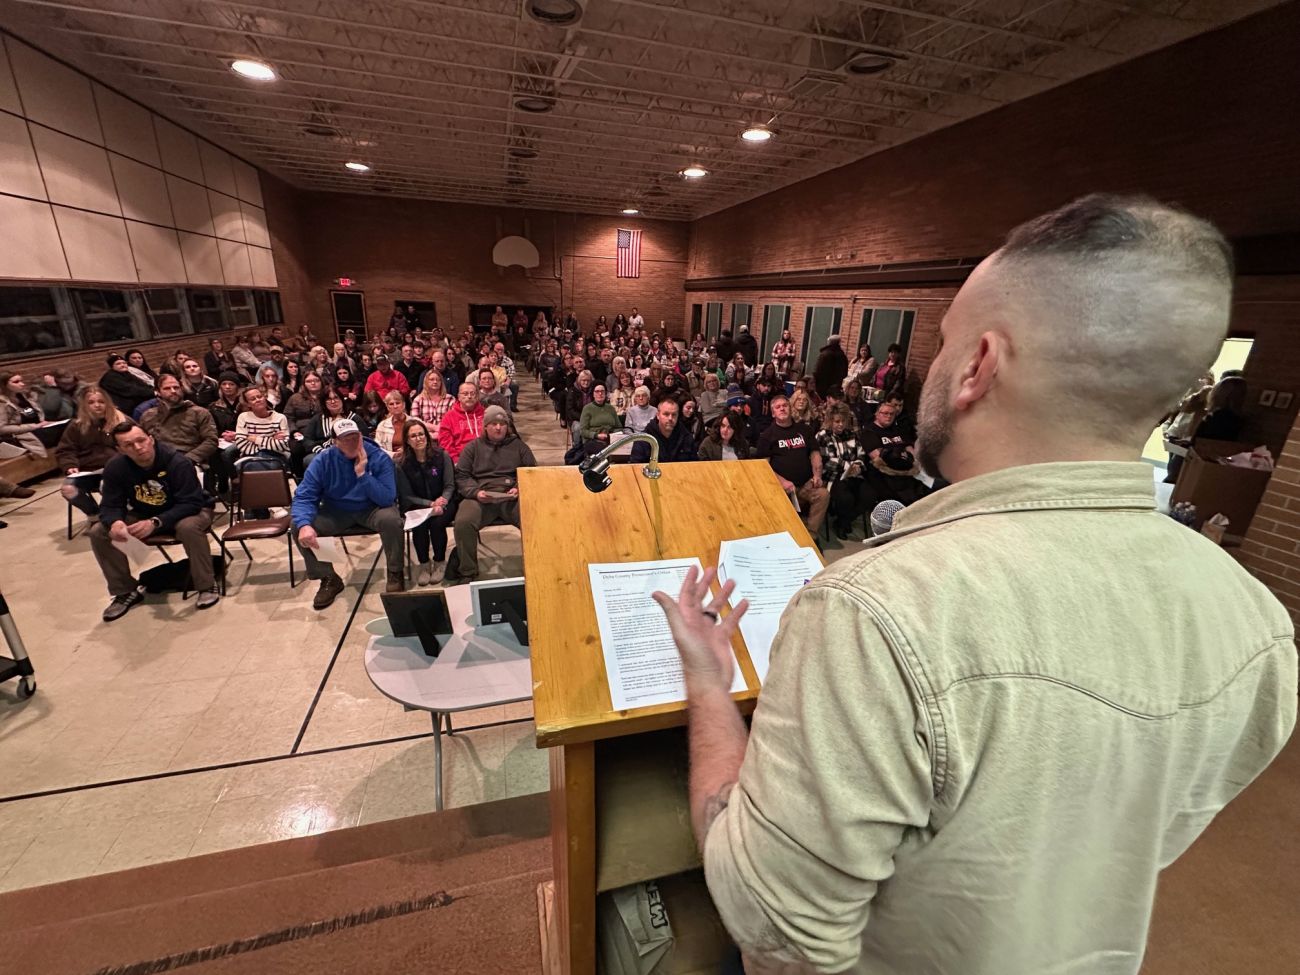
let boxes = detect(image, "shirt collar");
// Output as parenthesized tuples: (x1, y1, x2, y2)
(879, 462, 1156, 544)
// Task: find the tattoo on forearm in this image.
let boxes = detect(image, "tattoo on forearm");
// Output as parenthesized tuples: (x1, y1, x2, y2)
(702, 782, 735, 834)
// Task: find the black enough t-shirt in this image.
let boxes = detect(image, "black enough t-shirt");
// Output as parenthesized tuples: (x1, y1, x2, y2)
(757, 421, 816, 486)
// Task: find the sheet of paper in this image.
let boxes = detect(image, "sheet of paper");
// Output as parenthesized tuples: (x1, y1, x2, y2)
(311, 535, 343, 564)
(112, 534, 155, 571)
(42, 419, 71, 428)
(65, 468, 104, 480)
(403, 507, 433, 531)
(718, 542, 823, 684)
(589, 558, 745, 711)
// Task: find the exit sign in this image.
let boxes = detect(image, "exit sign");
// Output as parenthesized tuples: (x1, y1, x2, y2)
(335, 277, 355, 287)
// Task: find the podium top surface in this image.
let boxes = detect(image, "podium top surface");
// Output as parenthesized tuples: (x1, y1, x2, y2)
(518, 459, 819, 748)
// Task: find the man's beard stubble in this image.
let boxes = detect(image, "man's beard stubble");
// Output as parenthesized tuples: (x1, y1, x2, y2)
(915, 368, 954, 482)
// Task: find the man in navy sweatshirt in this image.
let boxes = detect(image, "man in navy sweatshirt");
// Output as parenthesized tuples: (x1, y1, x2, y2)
(291, 418, 405, 609)
(92, 421, 219, 621)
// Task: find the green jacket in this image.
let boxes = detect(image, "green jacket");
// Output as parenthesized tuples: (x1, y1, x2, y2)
(579, 401, 620, 441)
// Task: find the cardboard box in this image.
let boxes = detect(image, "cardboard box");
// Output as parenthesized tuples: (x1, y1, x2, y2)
(1170, 439, 1272, 532)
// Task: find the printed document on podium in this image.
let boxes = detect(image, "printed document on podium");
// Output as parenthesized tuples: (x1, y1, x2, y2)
(718, 532, 822, 683)
(589, 558, 746, 710)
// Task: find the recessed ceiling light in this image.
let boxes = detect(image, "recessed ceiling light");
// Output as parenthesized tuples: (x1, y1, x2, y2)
(740, 125, 774, 143)
(680, 166, 708, 179)
(621, 207, 640, 215)
(230, 59, 276, 82)
(344, 161, 371, 173)
(526, 0, 585, 26)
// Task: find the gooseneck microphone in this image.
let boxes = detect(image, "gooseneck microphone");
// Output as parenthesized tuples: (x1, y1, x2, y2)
(577, 433, 662, 493)
(870, 499, 905, 537)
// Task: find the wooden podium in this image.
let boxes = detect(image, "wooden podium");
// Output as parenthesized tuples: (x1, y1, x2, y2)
(518, 460, 819, 975)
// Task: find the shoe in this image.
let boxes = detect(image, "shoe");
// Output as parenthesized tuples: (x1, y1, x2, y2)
(103, 587, 145, 622)
(386, 571, 405, 594)
(834, 525, 853, 540)
(8, 486, 36, 498)
(195, 587, 221, 610)
(415, 562, 432, 586)
(312, 573, 346, 610)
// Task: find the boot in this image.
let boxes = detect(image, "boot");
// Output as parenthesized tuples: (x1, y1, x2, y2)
(415, 562, 432, 586)
(386, 570, 405, 594)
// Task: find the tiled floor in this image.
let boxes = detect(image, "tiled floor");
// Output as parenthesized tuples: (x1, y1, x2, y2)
(0, 380, 568, 893)
(0, 379, 1175, 893)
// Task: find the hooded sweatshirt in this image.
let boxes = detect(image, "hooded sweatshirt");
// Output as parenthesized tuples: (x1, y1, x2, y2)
(438, 402, 485, 462)
(454, 431, 536, 499)
(99, 442, 214, 531)
(291, 438, 397, 529)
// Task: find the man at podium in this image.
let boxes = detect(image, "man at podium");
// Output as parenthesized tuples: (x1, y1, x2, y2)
(654, 195, 1297, 975)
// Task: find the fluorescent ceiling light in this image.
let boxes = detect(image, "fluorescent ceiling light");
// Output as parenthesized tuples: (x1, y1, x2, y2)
(741, 125, 774, 143)
(345, 161, 371, 173)
(230, 59, 276, 82)
(621, 207, 640, 215)
(680, 166, 708, 179)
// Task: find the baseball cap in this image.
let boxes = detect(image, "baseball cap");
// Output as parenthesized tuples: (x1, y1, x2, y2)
(332, 418, 361, 438)
(483, 405, 509, 425)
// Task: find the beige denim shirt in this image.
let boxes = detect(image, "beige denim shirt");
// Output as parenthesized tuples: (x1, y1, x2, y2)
(705, 462, 1296, 974)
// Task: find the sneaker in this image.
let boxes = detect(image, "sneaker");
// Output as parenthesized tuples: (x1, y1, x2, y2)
(103, 588, 145, 623)
(386, 571, 405, 594)
(312, 573, 346, 610)
(195, 587, 221, 610)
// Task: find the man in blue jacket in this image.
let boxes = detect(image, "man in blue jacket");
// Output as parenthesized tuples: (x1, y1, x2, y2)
(291, 418, 405, 609)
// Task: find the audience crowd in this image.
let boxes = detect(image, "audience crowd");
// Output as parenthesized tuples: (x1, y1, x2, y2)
(0, 304, 924, 616)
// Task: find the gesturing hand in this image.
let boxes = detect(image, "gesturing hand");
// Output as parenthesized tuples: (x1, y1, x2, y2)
(651, 566, 748, 695)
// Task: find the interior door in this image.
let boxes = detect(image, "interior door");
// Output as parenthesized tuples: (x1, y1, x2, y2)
(331, 290, 367, 342)
(705, 302, 723, 341)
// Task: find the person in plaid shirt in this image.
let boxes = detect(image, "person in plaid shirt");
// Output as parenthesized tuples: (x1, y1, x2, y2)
(411, 370, 456, 436)
(816, 403, 870, 540)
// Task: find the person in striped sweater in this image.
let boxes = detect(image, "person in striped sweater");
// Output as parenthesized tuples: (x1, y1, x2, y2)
(215, 387, 291, 484)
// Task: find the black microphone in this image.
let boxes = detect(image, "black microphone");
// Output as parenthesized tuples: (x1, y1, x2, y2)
(869, 499, 905, 537)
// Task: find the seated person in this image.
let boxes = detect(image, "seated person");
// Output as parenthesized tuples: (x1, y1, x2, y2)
(630, 399, 699, 464)
(363, 354, 411, 398)
(179, 359, 219, 407)
(91, 421, 220, 621)
(374, 389, 410, 460)
(755, 394, 829, 537)
(291, 418, 405, 609)
(36, 369, 87, 421)
(860, 399, 929, 509)
(624, 385, 657, 433)
(438, 382, 485, 463)
(57, 386, 129, 518)
(746, 375, 778, 440)
(579, 384, 620, 449)
(477, 367, 512, 415)
(227, 386, 291, 472)
(99, 354, 156, 415)
(395, 418, 457, 585)
(446, 406, 536, 584)
(0, 370, 60, 457)
(698, 413, 750, 461)
(302, 386, 367, 472)
(140, 374, 218, 469)
(281, 370, 323, 435)
(816, 404, 870, 540)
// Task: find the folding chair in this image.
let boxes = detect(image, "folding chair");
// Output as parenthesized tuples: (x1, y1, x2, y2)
(220, 468, 297, 589)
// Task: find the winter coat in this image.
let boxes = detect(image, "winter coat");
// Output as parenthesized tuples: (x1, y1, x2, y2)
(454, 431, 536, 499)
(812, 342, 849, 398)
(55, 417, 118, 472)
(140, 399, 218, 465)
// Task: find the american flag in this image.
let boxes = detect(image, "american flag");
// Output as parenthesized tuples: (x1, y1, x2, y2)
(616, 228, 642, 278)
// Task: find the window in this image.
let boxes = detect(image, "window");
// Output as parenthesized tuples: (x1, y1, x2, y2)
(253, 289, 284, 326)
(189, 289, 225, 332)
(801, 306, 843, 365)
(0, 287, 70, 358)
(731, 303, 752, 330)
(705, 302, 723, 341)
(860, 308, 916, 364)
(72, 289, 137, 346)
(224, 290, 255, 328)
(140, 288, 187, 337)
(760, 304, 791, 364)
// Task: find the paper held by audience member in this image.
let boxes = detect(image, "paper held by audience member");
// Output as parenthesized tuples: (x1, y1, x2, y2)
(718, 535, 823, 684)
(310, 535, 344, 564)
(403, 507, 433, 531)
(589, 558, 746, 711)
(112, 534, 155, 571)
(65, 468, 104, 480)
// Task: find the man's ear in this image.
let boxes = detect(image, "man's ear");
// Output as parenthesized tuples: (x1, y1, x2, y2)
(953, 331, 1005, 412)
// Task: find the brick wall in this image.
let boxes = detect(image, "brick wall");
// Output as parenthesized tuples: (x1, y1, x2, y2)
(1233, 276, 1300, 455)
(1241, 416, 1300, 624)
(289, 193, 688, 339)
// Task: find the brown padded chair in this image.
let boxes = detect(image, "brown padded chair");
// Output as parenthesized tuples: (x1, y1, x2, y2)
(221, 468, 296, 589)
